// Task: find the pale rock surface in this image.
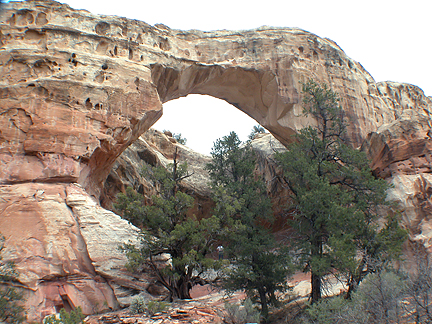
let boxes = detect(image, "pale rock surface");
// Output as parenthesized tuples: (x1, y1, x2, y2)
(362, 111, 432, 252)
(0, 183, 141, 321)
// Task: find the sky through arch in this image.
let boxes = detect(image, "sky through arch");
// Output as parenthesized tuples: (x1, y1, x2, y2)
(153, 95, 259, 155)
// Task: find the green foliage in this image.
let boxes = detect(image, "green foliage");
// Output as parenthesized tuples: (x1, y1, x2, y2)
(355, 271, 406, 323)
(129, 296, 147, 314)
(207, 132, 293, 321)
(146, 300, 169, 315)
(302, 270, 406, 324)
(221, 298, 260, 324)
(116, 150, 222, 300)
(405, 245, 432, 323)
(173, 133, 187, 145)
(276, 79, 406, 302)
(0, 234, 26, 323)
(302, 295, 368, 324)
(248, 125, 266, 140)
(43, 307, 85, 324)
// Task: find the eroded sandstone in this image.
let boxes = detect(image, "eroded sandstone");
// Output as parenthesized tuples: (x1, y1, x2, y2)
(1, 0, 432, 320)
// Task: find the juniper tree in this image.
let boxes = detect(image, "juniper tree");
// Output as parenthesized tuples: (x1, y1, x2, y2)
(276, 79, 406, 303)
(116, 149, 222, 300)
(248, 125, 266, 140)
(206, 132, 292, 322)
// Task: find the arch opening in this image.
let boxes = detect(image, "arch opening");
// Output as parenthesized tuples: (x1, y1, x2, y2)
(150, 63, 299, 148)
(153, 94, 260, 155)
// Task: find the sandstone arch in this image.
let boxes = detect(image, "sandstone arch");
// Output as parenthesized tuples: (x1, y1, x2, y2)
(3, 1, 429, 197)
(1, 1, 432, 320)
(150, 63, 297, 139)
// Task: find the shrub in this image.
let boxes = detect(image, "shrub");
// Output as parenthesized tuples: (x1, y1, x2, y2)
(129, 296, 147, 314)
(43, 307, 85, 324)
(221, 298, 260, 324)
(0, 234, 26, 323)
(302, 296, 368, 324)
(129, 296, 168, 316)
(129, 297, 169, 315)
(301, 271, 406, 324)
(146, 300, 169, 315)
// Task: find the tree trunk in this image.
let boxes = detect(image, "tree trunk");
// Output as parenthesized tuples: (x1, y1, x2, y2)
(175, 275, 192, 299)
(311, 272, 321, 303)
(346, 257, 367, 299)
(310, 232, 322, 304)
(258, 286, 269, 323)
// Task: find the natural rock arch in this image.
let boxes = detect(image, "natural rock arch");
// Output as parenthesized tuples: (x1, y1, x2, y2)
(1, 1, 432, 320)
(150, 63, 297, 138)
(3, 0, 417, 198)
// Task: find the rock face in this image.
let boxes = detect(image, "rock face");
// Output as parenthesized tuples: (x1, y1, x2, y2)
(1, 1, 431, 198)
(362, 110, 432, 251)
(102, 128, 214, 218)
(0, 182, 141, 321)
(1, 0, 432, 320)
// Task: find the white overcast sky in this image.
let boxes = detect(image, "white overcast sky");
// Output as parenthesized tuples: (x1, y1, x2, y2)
(9, 0, 432, 155)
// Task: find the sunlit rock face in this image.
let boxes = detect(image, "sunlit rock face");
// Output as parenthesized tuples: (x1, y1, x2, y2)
(0, 182, 141, 321)
(1, 0, 432, 320)
(362, 109, 432, 252)
(2, 0, 430, 196)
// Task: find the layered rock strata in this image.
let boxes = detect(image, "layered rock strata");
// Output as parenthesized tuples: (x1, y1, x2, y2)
(1, 1, 430, 197)
(0, 182, 141, 320)
(0, 0, 431, 320)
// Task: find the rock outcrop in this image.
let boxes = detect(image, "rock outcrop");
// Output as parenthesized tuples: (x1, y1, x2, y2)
(1, 1, 430, 198)
(0, 182, 141, 320)
(362, 109, 432, 250)
(1, 0, 431, 320)
(102, 128, 214, 218)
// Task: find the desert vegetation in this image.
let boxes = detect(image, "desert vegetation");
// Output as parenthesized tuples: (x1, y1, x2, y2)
(0, 234, 26, 323)
(114, 80, 411, 323)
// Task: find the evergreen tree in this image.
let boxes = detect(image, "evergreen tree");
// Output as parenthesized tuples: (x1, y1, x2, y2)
(276, 79, 406, 303)
(116, 149, 222, 300)
(0, 235, 26, 323)
(206, 132, 292, 321)
(173, 133, 187, 145)
(248, 125, 266, 140)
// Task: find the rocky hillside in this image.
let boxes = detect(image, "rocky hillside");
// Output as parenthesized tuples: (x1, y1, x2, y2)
(0, 0, 431, 321)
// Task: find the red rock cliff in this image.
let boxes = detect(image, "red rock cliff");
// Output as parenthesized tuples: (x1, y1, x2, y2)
(0, 0, 431, 320)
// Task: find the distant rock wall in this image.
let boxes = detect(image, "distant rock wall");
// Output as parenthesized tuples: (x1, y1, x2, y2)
(0, 0, 431, 320)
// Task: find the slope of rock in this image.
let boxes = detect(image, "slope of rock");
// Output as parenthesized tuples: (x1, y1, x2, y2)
(0, 0, 431, 320)
(0, 183, 142, 321)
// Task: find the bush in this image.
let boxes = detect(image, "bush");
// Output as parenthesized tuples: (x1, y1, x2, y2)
(221, 298, 260, 324)
(129, 297, 169, 315)
(302, 296, 368, 324)
(0, 234, 26, 323)
(301, 271, 406, 324)
(147, 300, 169, 315)
(355, 271, 405, 323)
(129, 296, 147, 314)
(43, 307, 85, 324)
